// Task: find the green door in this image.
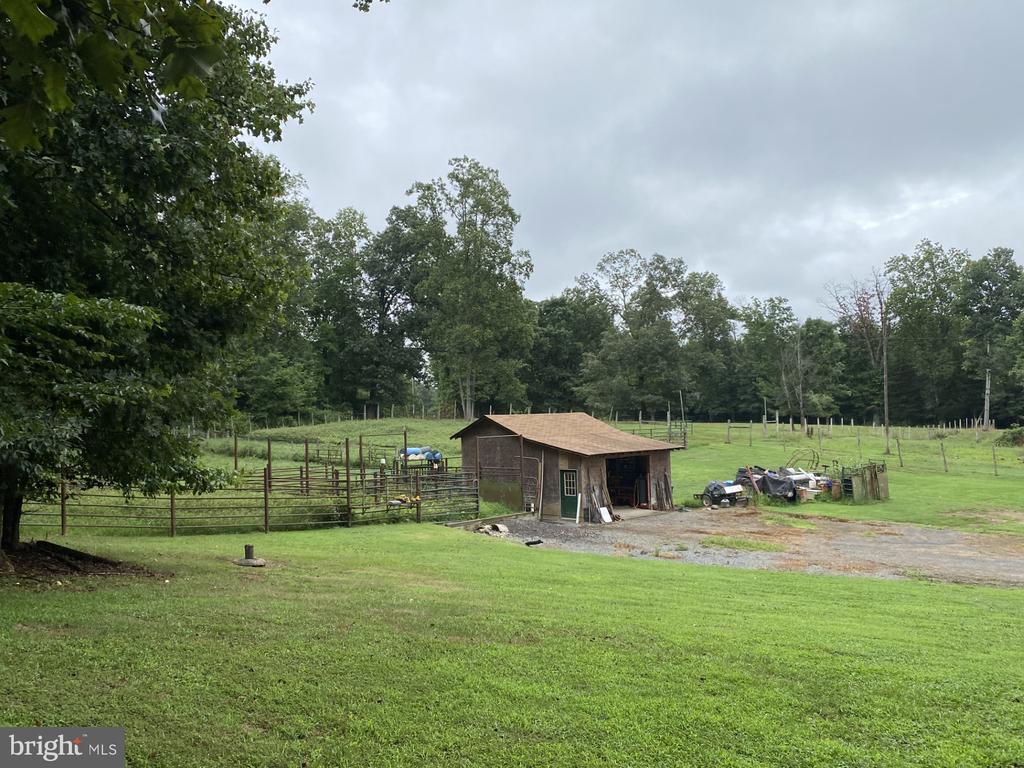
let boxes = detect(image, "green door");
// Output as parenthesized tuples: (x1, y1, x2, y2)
(560, 470, 578, 519)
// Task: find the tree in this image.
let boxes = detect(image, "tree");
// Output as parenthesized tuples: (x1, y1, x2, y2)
(675, 271, 738, 420)
(0, 8, 311, 549)
(956, 248, 1024, 427)
(0, 285, 161, 548)
(0, 0, 383, 149)
(525, 279, 614, 411)
(738, 297, 798, 419)
(230, 197, 322, 423)
(595, 248, 646, 318)
(578, 253, 686, 415)
(355, 205, 437, 407)
(308, 207, 373, 408)
(826, 269, 892, 450)
(886, 240, 969, 423)
(1, 0, 227, 150)
(410, 157, 534, 419)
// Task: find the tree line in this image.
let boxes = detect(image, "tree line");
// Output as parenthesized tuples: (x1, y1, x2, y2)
(241, 169, 1024, 430)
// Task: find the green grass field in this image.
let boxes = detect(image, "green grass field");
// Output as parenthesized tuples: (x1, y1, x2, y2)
(22, 417, 1024, 539)
(238, 417, 1024, 534)
(669, 421, 1024, 535)
(2, 526, 1022, 767)
(5, 418, 1023, 765)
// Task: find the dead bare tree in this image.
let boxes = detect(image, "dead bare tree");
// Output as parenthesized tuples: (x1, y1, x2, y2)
(825, 269, 892, 454)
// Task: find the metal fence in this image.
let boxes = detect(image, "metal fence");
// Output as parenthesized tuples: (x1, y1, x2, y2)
(22, 466, 480, 537)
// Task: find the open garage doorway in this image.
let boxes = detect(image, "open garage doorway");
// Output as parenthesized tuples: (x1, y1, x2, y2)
(605, 455, 649, 508)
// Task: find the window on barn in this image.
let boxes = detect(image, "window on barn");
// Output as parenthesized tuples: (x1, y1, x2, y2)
(563, 472, 577, 497)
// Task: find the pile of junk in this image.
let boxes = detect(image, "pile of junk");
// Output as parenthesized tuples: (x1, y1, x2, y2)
(695, 452, 835, 508)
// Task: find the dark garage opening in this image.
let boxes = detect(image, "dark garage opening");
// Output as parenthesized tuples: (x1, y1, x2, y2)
(606, 455, 649, 507)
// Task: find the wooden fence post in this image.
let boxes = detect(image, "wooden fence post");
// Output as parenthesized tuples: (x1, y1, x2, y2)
(233, 433, 238, 471)
(266, 437, 272, 491)
(415, 474, 422, 523)
(304, 439, 310, 495)
(896, 437, 903, 468)
(263, 465, 270, 533)
(940, 440, 948, 473)
(992, 445, 998, 476)
(59, 479, 67, 536)
(345, 437, 353, 527)
(726, 419, 731, 444)
(519, 435, 526, 512)
(169, 489, 176, 537)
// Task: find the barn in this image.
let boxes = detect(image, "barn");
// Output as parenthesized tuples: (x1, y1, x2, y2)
(452, 412, 678, 523)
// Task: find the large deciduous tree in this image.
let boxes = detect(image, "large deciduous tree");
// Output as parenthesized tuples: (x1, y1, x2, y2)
(524, 277, 614, 412)
(885, 240, 969, 424)
(0, 7, 311, 549)
(410, 157, 534, 419)
(955, 247, 1024, 426)
(826, 269, 892, 449)
(578, 252, 687, 416)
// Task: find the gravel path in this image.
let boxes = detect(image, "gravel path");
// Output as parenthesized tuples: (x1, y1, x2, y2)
(494, 508, 1024, 586)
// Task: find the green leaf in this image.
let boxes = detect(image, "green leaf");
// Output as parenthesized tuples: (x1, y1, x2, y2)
(0, 101, 43, 150)
(174, 73, 207, 101)
(0, 0, 57, 43)
(41, 60, 72, 111)
(162, 44, 225, 91)
(79, 33, 128, 91)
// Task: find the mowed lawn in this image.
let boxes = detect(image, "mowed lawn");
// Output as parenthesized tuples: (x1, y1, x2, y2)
(2, 525, 1023, 767)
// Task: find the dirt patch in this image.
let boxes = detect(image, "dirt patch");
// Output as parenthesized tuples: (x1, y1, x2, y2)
(1, 541, 158, 583)
(499, 508, 1024, 587)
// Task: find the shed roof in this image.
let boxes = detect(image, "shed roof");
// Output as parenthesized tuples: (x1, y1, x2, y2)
(451, 412, 678, 457)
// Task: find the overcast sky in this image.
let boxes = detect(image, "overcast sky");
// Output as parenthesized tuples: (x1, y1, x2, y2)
(232, 0, 1024, 317)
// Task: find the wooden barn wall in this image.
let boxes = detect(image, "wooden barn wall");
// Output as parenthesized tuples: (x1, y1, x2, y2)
(461, 424, 547, 511)
(540, 446, 561, 518)
(460, 421, 517, 472)
(579, 456, 613, 521)
(649, 451, 674, 510)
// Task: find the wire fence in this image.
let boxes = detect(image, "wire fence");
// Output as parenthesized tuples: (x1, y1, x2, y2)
(22, 466, 480, 537)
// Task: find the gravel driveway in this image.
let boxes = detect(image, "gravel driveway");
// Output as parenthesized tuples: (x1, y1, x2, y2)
(496, 507, 1024, 587)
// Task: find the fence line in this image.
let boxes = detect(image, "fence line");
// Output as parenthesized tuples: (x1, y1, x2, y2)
(22, 466, 480, 537)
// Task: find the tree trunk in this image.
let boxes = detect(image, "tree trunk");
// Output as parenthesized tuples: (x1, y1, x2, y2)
(458, 374, 476, 421)
(2, 495, 23, 550)
(1, 464, 23, 550)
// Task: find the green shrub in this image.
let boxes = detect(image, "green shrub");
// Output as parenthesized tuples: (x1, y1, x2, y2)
(995, 426, 1024, 447)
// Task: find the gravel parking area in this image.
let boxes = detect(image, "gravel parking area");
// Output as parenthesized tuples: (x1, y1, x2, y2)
(497, 507, 1024, 586)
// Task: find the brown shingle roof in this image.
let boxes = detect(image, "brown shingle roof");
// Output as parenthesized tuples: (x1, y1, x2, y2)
(451, 412, 677, 456)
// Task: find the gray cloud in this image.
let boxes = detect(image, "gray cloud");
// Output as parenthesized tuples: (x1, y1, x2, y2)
(234, 0, 1024, 317)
